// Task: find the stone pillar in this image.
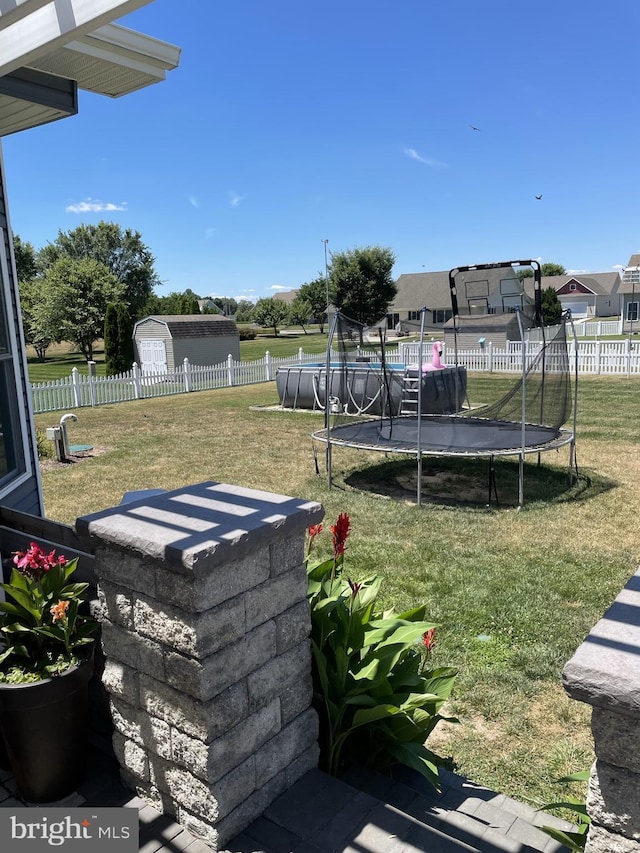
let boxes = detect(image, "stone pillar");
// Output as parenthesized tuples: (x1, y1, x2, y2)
(76, 481, 324, 850)
(563, 568, 640, 853)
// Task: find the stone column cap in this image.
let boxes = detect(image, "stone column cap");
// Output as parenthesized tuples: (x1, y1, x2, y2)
(563, 569, 640, 717)
(76, 481, 324, 574)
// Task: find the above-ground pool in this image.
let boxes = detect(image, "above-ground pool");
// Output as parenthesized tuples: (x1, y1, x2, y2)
(276, 362, 467, 416)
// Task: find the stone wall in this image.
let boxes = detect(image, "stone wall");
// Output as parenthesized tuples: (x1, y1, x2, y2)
(76, 481, 324, 850)
(563, 569, 640, 853)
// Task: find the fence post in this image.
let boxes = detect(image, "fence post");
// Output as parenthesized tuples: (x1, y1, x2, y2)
(183, 357, 192, 393)
(227, 353, 235, 386)
(87, 361, 97, 407)
(626, 337, 631, 379)
(265, 351, 272, 381)
(595, 339, 602, 375)
(488, 341, 494, 373)
(132, 363, 142, 399)
(298, 347, 304, 362)
(71, 367, 81, 408)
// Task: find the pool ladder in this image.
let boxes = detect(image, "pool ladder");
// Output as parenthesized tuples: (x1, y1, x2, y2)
(399, 367, 421, 415)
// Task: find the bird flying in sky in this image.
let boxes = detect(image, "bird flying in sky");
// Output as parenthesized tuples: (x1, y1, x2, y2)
(535, 194, 542, 200)
(469, 124, 480, 131)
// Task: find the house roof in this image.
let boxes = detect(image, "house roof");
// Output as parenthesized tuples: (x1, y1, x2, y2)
(522, 272, 620, 298)
(138, 315, 239, 338)
(0, 1, 181, 137)
(625, 254, 640, 268)
(273, 289, 299, 304)
(392, 267, 523, 312)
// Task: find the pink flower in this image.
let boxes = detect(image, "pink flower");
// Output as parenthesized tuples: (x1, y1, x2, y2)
(13, 542, 65, 580)
(331, 513, 351, 559)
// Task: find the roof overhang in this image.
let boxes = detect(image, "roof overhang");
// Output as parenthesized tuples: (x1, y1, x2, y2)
(0, 0, 180, 137)
(0, 66, 77, 135)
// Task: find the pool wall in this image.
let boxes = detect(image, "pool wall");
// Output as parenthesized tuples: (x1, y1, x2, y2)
(276, 363, 467, 416)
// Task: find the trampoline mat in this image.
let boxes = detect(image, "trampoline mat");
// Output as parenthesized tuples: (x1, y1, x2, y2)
(312, 415, 573, 457)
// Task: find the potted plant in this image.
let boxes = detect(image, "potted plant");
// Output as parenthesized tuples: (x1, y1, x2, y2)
(0, 542, 98, 802)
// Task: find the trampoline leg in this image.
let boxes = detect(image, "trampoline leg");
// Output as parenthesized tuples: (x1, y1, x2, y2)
(488, 456, 500, 507)
(518, 453, 524, 509)
(417, 454, 422, 506)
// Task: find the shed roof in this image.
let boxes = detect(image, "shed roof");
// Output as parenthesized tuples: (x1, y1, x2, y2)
(138, 315, 239, 338)
(443, 312, 529, 332)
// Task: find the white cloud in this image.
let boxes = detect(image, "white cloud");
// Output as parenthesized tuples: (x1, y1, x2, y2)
(403, 147, 445, 167)
(204, 227, 216, 238)
(612, 264, 625, 270)
(269, 285, 288, 292)
(189, 196, 199, 208)
(228, 191, 244, 207)
(66, 198, 127, 213)
(566, 269, 589, 275)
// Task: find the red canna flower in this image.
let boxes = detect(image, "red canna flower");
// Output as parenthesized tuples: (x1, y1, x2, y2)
(422, 628, 436, 653)
(308, 523, 323, 540)
(347, 578, 362, 599)
(331, 513, 351, 559)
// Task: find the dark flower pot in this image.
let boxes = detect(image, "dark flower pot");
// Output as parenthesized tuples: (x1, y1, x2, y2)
(0, 647, 94, 802)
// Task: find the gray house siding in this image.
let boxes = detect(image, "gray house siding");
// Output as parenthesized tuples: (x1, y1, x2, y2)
(0, 147, 42, 515)
(172, 336, 238, 366)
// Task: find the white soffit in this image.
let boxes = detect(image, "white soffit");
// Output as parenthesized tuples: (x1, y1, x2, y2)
(26, 24, 181, 97)
(0, 0, 155, 75)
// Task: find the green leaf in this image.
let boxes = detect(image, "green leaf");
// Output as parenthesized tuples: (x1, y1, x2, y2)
(352, 704, 401, 728)
(556, 771, 590, 783)
(539, 825, 589, 852)
(387, 741, 441, 792)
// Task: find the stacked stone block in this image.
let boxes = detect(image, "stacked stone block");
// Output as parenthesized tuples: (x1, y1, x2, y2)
(563, 568, 640, 853)
(77, 482, 324, 850)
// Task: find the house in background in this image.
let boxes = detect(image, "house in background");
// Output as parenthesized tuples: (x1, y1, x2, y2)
(0, 0, 180, 515)
(133, 314, 240, 374)
(388, 266, 529, 334)
(522, 272, 621, 319)
(620, 254, 640, 334)
(273, 288, 299, 305)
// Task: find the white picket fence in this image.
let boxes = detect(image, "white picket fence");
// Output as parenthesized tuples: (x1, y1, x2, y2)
(30, 339, 640, 414)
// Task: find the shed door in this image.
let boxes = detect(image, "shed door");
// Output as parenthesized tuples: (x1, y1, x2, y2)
(139, 340, 167, 374)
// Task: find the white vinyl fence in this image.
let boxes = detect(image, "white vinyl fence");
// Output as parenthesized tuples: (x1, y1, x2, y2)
(30, 339, 640, 414)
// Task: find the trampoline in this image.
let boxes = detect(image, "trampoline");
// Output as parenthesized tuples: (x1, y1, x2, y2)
(312, 415, 574, 457)
(313, 260, 579, 507)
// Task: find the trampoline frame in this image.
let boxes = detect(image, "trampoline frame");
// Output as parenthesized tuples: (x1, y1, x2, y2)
(315, 260, 579, 508)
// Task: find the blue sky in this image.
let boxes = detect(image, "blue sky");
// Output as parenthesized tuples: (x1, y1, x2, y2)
(3, 0, 640, 301)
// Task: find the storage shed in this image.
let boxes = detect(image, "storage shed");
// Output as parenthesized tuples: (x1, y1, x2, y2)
(133, 314, 240, 374)
(443, 312, 532, 349)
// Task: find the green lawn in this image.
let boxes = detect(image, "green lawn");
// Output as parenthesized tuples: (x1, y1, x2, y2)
(34, 372, 640, 811)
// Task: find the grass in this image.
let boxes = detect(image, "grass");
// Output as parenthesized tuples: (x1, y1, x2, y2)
(33, 373, 639, 809)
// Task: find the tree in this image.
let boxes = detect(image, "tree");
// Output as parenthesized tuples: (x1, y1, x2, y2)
(252, 297, 290, 336)
(329, 246, 397, 327)
(517, 262, 566, 281)
(299, 277, 329, 332)
(104, 303, 120, 374)
(212, 296, 238, 316)
(117, 303, 134, 371)
(38, 221, 159, 318)
(541, 286, 563, 326)
(39, 257, 125, 360)
(13, 234, 37, 282)
(19, 278, 52, 362)
(180, 292, 200, 314)
(105, 303, 134, 374)
(288, 296, 313, 333)
(235, 300, 255, 322)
